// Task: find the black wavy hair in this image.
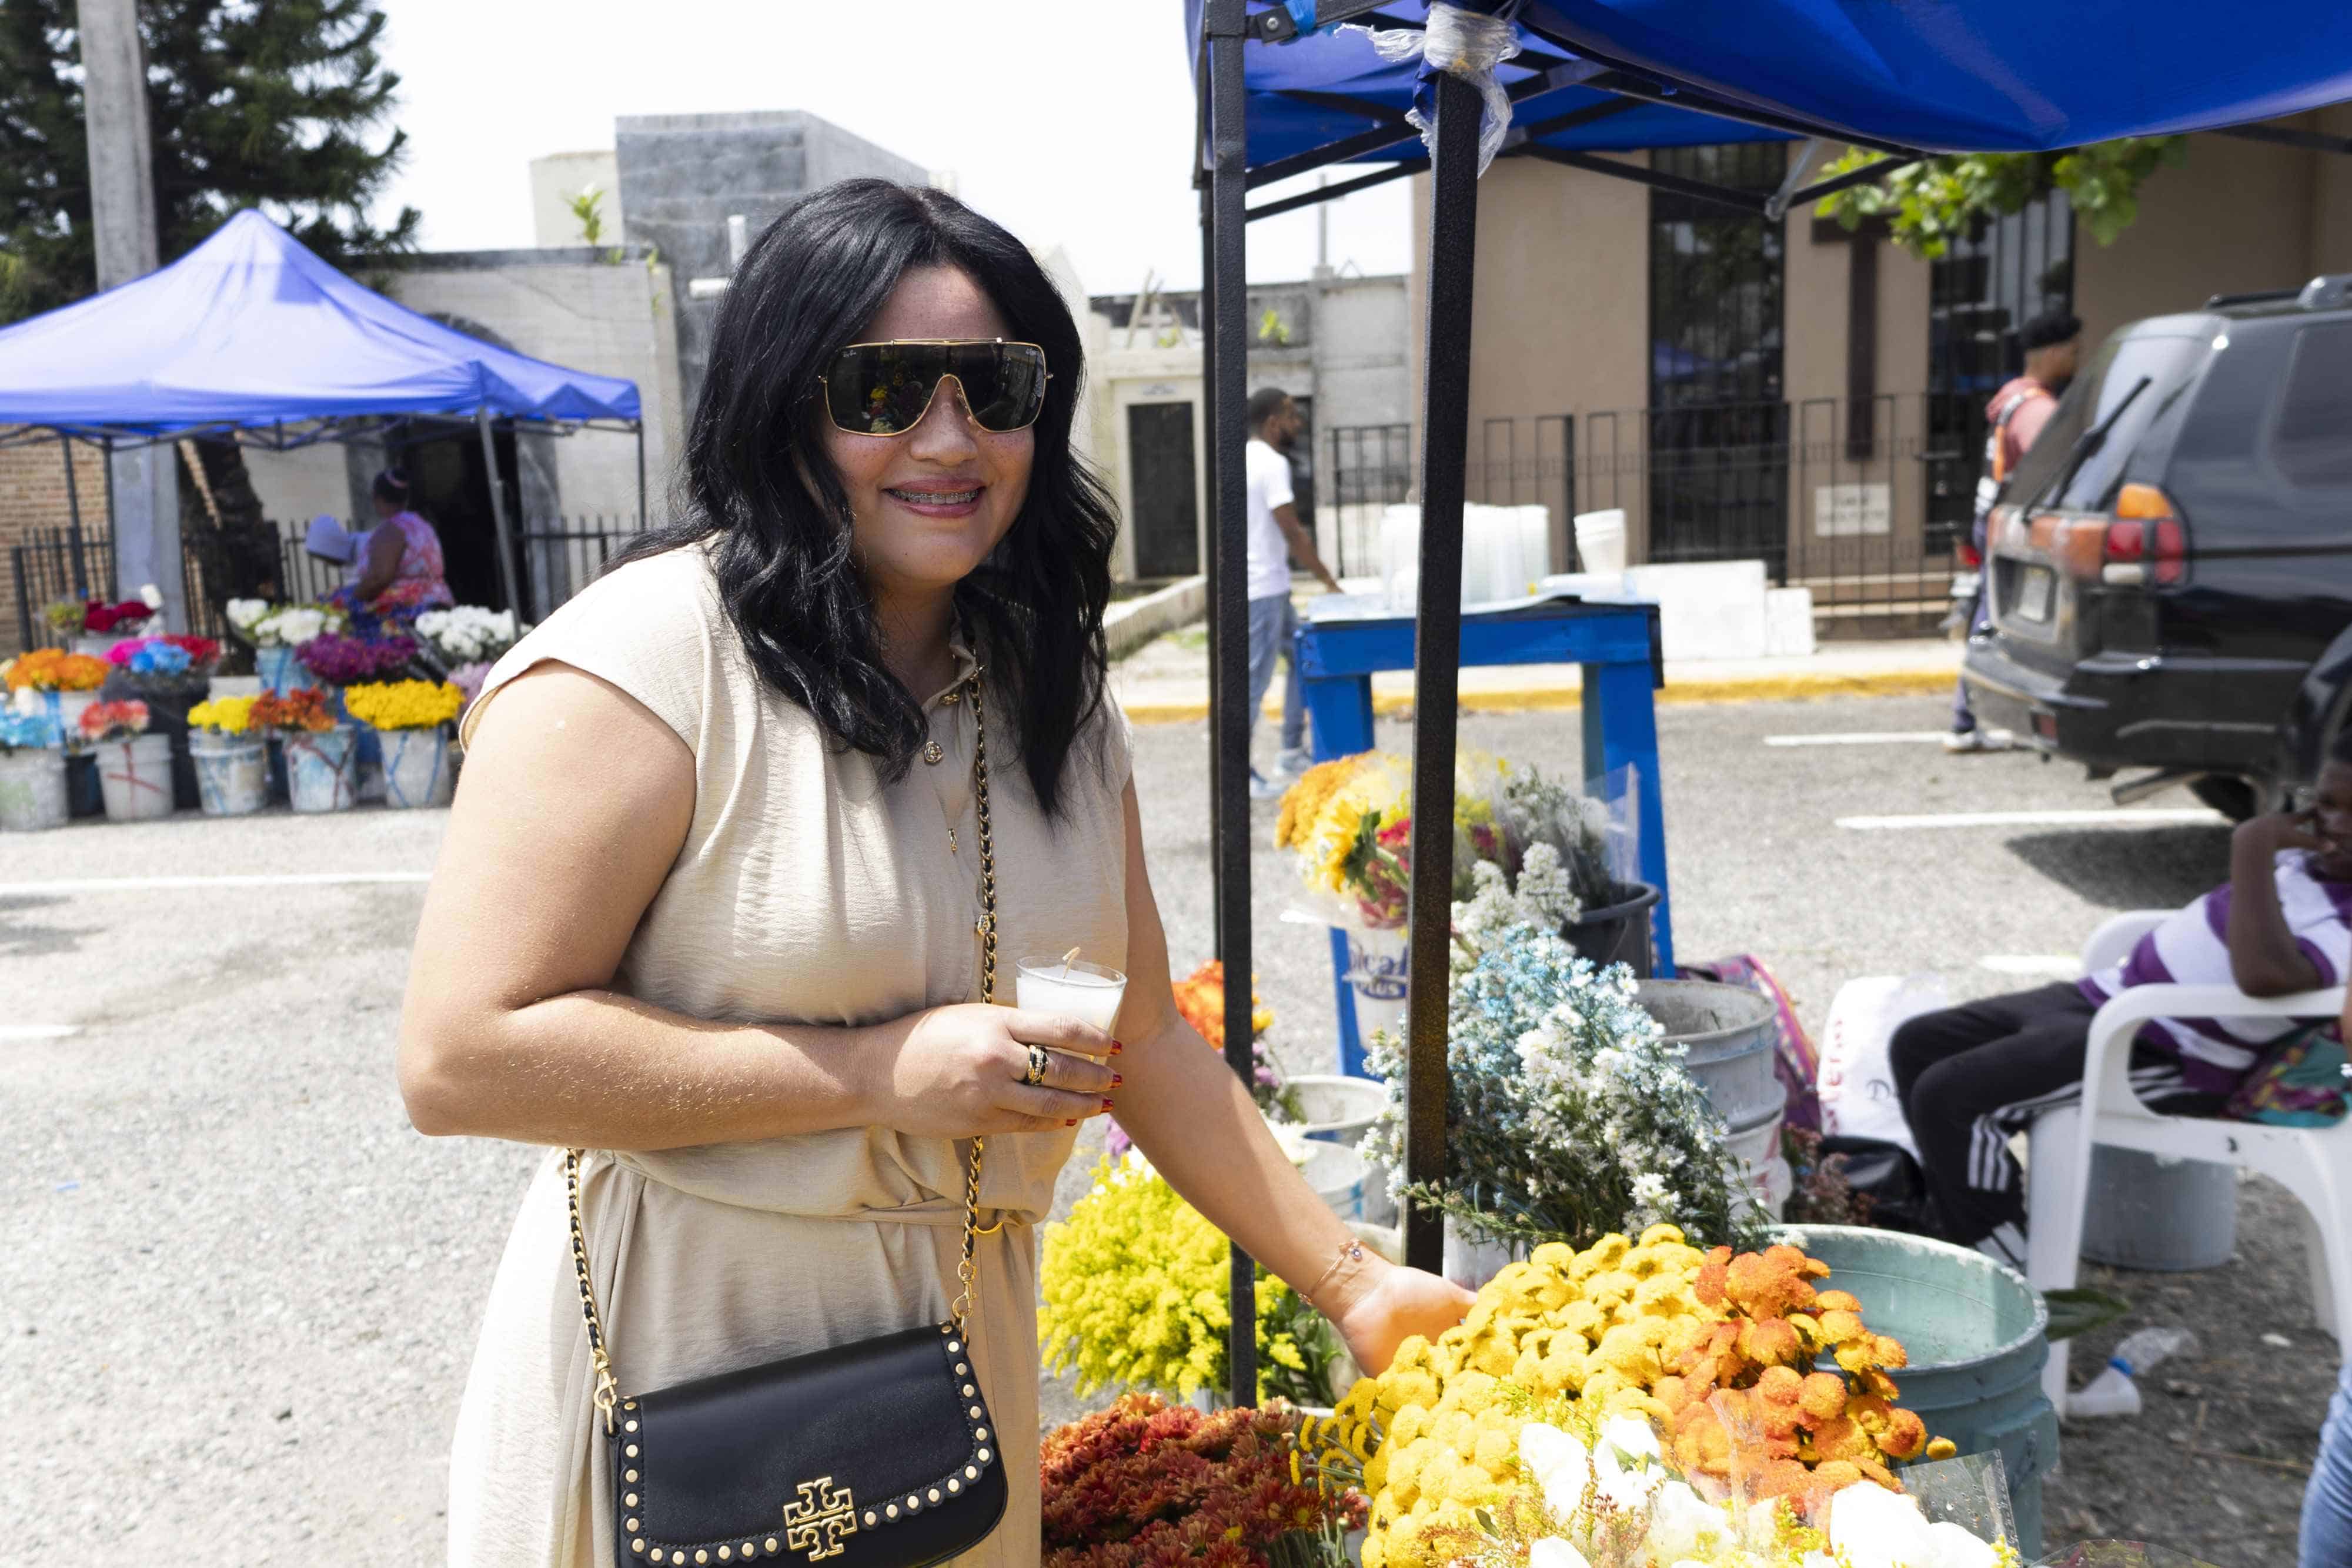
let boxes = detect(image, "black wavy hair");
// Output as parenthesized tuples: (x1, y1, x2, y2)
(620, 180, 1115, 816)
(372, 466, 411, 505)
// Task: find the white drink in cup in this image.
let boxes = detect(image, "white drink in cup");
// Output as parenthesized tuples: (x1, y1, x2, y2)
(1014, 955, 1128, 1033)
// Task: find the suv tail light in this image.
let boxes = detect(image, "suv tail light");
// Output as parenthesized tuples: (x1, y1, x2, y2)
(1956, 541, 1983, 569)
(2053, 484, 2189, 587)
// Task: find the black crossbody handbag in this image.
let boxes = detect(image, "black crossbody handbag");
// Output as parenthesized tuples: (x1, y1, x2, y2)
(565, 671, 1010, 1568)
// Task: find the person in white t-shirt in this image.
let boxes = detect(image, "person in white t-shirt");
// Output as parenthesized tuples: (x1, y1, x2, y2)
(1244, 387, 1342, 799)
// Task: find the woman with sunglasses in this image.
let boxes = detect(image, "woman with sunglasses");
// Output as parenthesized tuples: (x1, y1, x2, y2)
(397, 179, 1471, 1567)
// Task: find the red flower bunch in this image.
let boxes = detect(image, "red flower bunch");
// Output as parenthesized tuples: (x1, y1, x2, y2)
(1040, 1396, 1362, 1568)
(81, 599, 156, 633)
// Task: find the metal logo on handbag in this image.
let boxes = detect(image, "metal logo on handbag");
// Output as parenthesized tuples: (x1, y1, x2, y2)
(566, 670, 1010, 1568)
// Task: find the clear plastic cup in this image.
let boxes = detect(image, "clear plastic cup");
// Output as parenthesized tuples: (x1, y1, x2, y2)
(1013, 955, 1128, 1032)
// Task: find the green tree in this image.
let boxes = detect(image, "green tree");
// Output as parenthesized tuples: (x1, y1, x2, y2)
(0, 0, 419, 600)
(1819, 138, 2188, 258)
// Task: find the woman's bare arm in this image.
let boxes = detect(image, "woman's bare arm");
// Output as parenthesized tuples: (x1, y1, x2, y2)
(1111, 781, 1470, 1369)
(396, 663, 1112, 1148)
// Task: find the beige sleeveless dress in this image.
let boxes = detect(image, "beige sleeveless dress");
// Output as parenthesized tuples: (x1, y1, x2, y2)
(445, 544, 1131, 1567)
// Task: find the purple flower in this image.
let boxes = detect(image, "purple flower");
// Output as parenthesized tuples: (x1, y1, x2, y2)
(295, 632, 417, 686)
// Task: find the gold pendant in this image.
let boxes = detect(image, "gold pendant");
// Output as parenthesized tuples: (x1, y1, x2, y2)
(781, 1477, 857, 1560)
(948, 826, 958, 854)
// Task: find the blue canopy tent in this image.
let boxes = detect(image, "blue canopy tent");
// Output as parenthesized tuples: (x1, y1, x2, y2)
(1186, 0, 2352, 1406)
(0, 209, 645, 614)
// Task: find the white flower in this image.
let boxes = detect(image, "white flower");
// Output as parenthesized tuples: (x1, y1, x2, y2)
(1517, 1423, 1594, 1522)
(1829, 1482, 1938, 1568)
(1593, 1416, 1665, 1509)
(226, 598, 270, 633)
(136, 583, 163, 609)
(1528, 1540, 1591, 1568)
(1645, 1480, 1728, 1562)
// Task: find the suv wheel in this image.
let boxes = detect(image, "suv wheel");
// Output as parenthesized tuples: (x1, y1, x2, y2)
(2190, 774, 2261, 823)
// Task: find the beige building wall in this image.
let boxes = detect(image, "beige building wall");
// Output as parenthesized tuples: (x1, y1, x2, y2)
(2077, 131, 2320, 348)
(531, 151, 625, 248)
(0, 433, 111, 657)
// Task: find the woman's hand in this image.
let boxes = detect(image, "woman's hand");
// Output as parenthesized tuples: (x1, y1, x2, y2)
(1330, 1259, 1476, 1379)
(862, 1005, 1120, 1138)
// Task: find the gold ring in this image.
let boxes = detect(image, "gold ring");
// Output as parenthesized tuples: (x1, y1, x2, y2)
(1023, 1044, 1050, 1087)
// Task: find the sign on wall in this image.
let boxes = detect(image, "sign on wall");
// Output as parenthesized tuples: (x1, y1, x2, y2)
(1813, 482, 1892, 537)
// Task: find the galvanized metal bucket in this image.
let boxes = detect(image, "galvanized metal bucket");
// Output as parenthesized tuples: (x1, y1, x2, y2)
(1780, 1223, 2059, 1559)
(1635, 978, 1783, 1132)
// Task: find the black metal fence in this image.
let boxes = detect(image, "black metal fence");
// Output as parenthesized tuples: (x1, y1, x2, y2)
(9, 514, 650, 654)
(520, 517, 645, 620)
(1324, 393, 1974, 635)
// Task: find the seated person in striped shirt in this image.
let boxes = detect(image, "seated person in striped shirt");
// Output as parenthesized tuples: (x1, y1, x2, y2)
(1892, 753, 2352, 1268)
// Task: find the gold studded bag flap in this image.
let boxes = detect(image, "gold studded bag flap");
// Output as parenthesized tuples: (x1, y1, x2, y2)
(602, 1319, 1005, 1567)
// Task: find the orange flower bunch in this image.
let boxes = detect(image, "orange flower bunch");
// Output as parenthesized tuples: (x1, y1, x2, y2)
(1652, 1244, 1954, 1505)
(250, 687, 338, 734)
(4, 648, 109, 693)
(1169, 959, 1274, 1051)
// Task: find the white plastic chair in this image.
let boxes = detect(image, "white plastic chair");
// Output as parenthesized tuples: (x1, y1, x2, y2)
(2026, 910, 2352, 1406)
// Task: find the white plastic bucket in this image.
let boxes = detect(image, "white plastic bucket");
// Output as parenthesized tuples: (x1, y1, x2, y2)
(283, 726, 358, 813)
(1442, 1218, 1528, 1292)
(206, 674, 263, 702)
(0, 749, 69, 831)
(95, 733, 176, 821)
(1301, 1142, 1369, 1221)
(379, 725, 455, 809)
(190, 734, 269, 817)
(74, 633, 142, 661)
(1574, 508, 1628, 574)
(1281, 1075, 1388, 1144)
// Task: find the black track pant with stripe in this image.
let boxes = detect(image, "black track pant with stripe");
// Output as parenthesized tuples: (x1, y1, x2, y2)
(1889, 982, 2227, 1265)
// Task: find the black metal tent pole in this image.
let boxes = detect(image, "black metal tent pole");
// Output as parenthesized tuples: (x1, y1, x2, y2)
(101, 436, 118, 598)
(475, 406, 522, 616)
(60, 432, 88, 599)
(1400, 68, 1484, 1279)
(1204, 0, 1260, 1412)
(636, 423, 648, 529)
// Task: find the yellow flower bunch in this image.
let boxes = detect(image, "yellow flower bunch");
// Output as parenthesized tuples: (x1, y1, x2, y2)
(1040, 1155, 1312, 1402)
(343, 679, 464, 731)
(1318, 1226, 1953, 1568)
(186, 695, 259, 735)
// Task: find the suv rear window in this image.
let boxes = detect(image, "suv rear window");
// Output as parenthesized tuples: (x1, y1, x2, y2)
(2003, 332, 2209, 511)
(2270, 320, 2352, 489)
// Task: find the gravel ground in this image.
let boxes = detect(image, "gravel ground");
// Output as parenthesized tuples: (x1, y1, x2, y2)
(4, 693, 2335, 1563)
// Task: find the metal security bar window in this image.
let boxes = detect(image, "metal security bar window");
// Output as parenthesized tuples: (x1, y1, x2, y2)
(1925, 192, 2076, 552)
(1648, 144, 1790, 574)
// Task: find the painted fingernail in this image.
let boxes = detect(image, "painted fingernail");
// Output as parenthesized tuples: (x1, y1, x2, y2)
(1065, 1119, 1077, 1127)
(1110, 1040, 1124, 1055)
(1111, 1073, 1124, 1088)
(1101, 1098, 1115, 1111)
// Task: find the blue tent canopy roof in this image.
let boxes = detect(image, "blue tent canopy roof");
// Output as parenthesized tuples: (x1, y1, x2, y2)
(1192, 0, 2352, 173)
(0, 210, 642, 442)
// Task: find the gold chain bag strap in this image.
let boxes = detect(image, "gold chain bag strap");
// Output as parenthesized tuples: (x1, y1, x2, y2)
(565, 669, 1007, 1567)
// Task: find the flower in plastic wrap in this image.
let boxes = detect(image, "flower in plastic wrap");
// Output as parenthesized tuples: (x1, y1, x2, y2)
(1830, 1480, 1997, 1568)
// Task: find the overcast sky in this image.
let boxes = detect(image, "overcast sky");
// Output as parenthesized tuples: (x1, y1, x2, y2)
(372, 1, 1415, 296)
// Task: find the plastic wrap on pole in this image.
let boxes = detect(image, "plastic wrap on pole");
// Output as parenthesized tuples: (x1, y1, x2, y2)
(1357, 2, 1522, 175)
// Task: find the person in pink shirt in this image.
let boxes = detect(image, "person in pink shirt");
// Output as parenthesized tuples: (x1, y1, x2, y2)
(347, 466, 456, 623)
(1947, 310, 2080, 753)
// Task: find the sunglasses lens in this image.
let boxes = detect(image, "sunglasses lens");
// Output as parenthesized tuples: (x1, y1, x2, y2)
(824, 343, 1047, 435)
(948, 343, 1048, 432)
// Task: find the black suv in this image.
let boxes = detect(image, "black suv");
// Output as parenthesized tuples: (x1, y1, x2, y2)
(1961, 275, 2352, 818)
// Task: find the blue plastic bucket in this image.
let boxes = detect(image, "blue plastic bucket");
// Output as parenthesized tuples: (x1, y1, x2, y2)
(1780, 1223, 2058, 1559)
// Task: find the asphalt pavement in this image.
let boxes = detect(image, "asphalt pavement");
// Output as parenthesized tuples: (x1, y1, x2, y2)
(1, 693, 2278, 1560)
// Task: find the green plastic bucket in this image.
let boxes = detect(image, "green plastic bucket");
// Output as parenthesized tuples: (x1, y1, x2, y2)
(1781, 1224, 2058, 1559)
